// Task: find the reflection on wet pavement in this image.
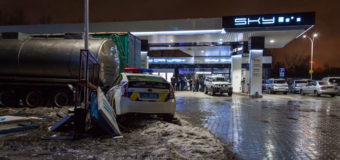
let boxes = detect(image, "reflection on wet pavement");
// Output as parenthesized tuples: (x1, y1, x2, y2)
(175, 91, 340, 159)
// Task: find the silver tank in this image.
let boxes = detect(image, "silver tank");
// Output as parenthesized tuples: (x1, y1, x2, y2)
(0, 38, 119, 88)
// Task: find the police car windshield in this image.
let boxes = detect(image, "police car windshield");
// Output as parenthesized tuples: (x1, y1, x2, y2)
(127, 76, 166, 82)
(127, 76, 169, 89)
(213, 77, 225, 82)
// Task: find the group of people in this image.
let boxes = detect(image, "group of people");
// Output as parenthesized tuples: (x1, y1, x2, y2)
(170, 76, 205, 92)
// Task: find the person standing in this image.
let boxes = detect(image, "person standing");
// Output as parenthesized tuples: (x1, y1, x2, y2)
(176, 77, 180, 91)
(180, 77, 186, 91)
(171, 76, 176, 89)
(195, 78, 200, 92)
(193, 78, 197, 92)
(199, 77, 204, 92)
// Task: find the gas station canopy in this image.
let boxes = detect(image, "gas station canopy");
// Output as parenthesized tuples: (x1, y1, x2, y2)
(131, 12, 314, 49)
(0, 12, 315, 49)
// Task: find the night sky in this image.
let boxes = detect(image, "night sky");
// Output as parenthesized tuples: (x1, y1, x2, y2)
(0, 0, 339, 69)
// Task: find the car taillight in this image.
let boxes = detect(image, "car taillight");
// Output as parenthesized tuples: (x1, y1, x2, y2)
(122, 83, 129, 97)
(320, 86, 326, 90)
(169, 86, 175, 99)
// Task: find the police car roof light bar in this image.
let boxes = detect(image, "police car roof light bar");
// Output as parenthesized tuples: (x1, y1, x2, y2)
(122, 68, 154, 73)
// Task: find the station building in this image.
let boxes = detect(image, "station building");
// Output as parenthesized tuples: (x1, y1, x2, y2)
(0, 12, 315, 96)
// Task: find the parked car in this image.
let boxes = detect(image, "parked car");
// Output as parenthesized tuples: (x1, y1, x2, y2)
(106, 68, 176, 120)
(265, 78, 289, 94)
(322, 77, 340, 95)
(300, 81, 337, 97)
(204, 75, 232, 96)
(290, 79, 309, 93)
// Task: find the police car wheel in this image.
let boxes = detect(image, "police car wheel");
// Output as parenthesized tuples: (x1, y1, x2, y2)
(111, 99, 117, 115)
(161, 114, 174, 121)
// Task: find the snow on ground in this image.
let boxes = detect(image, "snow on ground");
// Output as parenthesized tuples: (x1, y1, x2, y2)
(141, 118, 226, 159)
(0, 107, 236, 160)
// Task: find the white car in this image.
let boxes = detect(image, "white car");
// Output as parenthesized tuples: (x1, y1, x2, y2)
(300, 81, 338, 97)
(204, 76, 232, 96)
(290, 79, 309, 93)
(265, 79, 289, 94)
(106, 69, 176, 119)
(322, 77, 340, 95)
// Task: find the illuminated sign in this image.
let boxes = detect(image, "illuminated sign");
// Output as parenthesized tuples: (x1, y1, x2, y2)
(204, 58, 220, 63)
(167, 58, 186, 63)
(150, 58, 190, 64)
(154, 59, 166, 63)
(220, 58, 231, 63)
(223, 12, 315, 29)
(196, 71, 212, 75)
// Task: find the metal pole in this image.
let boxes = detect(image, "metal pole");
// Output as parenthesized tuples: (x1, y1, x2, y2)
(84, 0, 89, 50)
(84, 0, 89, 109)
(310, 39, 314, 80)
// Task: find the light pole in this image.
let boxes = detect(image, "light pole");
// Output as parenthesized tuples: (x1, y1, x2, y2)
(303, 33, 318, 80)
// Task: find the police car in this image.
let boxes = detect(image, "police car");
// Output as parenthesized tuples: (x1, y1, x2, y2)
(106, 68, 176, 119)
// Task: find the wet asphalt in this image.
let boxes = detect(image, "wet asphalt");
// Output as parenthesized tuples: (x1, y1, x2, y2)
(175, 91, 340, 160)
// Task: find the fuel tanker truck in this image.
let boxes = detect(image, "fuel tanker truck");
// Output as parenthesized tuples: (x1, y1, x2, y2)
(0, 35, 119, 108)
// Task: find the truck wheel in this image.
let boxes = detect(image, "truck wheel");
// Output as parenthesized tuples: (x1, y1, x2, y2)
(0, 91, 4, 107)
(228, 91, 233, 96)
(25, 91, 42, 108)
(1, 91, 19, 107)
(54, 91, 70, 107)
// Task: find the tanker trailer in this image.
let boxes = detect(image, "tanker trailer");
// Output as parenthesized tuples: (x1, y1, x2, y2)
(0, 37, 119, 107)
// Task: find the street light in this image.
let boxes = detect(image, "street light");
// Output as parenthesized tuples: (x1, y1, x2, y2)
(303, 33, 318, 80)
